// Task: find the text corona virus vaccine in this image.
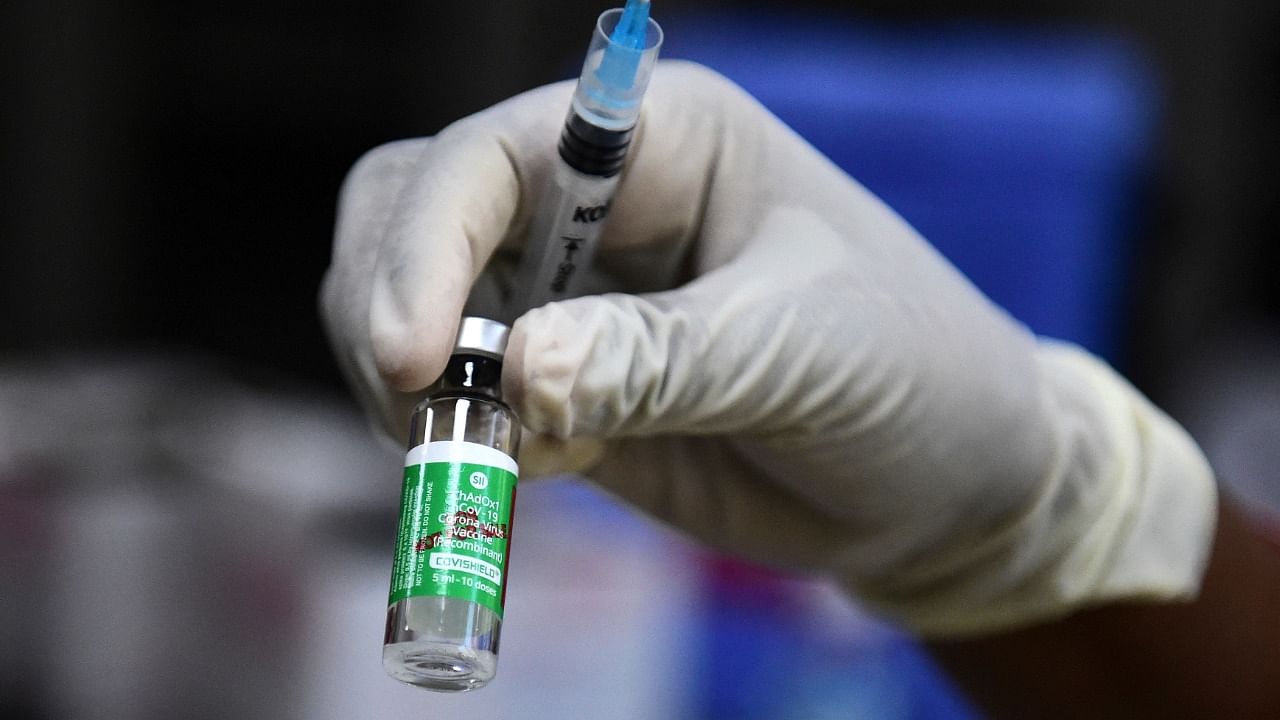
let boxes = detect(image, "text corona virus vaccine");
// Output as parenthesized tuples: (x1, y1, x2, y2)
(383, 317, 521, 692)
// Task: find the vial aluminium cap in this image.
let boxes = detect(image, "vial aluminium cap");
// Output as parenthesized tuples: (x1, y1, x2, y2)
(454, 316, 510, 360)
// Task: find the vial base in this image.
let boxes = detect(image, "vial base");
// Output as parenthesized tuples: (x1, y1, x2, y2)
(383, 595, 500, 692)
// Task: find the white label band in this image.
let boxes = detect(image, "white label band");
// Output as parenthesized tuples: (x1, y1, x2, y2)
(405, 440, 519, 476)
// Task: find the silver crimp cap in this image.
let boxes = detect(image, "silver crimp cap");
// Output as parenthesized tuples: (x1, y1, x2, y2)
(454, 316, 510, 360)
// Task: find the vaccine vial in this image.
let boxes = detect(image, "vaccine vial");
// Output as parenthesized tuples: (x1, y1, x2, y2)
(383, 317, 521, 692)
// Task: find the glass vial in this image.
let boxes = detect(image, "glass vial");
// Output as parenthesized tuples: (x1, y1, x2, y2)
(383, 317, 521, 692)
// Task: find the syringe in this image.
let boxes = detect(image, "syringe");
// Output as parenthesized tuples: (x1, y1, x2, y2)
(503, 0, 663, 322)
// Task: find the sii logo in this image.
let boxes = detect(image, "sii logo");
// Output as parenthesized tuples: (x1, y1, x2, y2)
(469, 471, 489, 490)
(572, 203, 610, 223)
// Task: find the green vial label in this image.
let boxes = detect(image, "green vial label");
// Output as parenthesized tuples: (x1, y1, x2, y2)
(389, 440, 519, 618)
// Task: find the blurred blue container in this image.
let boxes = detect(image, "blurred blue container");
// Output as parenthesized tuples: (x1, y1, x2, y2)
(664, 11, 1157, 361)
(662, 10, 1159, 719)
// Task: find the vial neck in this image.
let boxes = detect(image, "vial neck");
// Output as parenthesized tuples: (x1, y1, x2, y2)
(439, 353, 503, 400)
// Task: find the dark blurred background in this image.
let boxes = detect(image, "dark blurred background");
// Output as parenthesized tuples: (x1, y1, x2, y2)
(2, 1, 1278, 719)
(2, 0, 1277, 394)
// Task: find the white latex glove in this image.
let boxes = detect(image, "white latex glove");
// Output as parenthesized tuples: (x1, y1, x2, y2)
(321, 61, 1216, 636)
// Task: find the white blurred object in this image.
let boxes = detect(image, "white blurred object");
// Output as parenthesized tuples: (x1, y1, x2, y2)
(0, 353, 397, 516)
(43, 486, 305, 719)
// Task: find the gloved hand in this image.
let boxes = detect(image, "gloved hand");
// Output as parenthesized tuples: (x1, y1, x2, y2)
(321, 61, 1216, 636)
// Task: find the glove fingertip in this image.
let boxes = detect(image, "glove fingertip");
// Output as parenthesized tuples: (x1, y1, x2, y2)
(504, 303, 581, 437)
(506, 294, 687, 438)
(368, 279, 458, 392)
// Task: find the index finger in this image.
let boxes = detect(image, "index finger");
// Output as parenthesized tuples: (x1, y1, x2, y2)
(369, 81, 574, 391)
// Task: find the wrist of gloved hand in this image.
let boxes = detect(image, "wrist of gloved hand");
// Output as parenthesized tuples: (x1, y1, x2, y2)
(846, 341, 1217, 637)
